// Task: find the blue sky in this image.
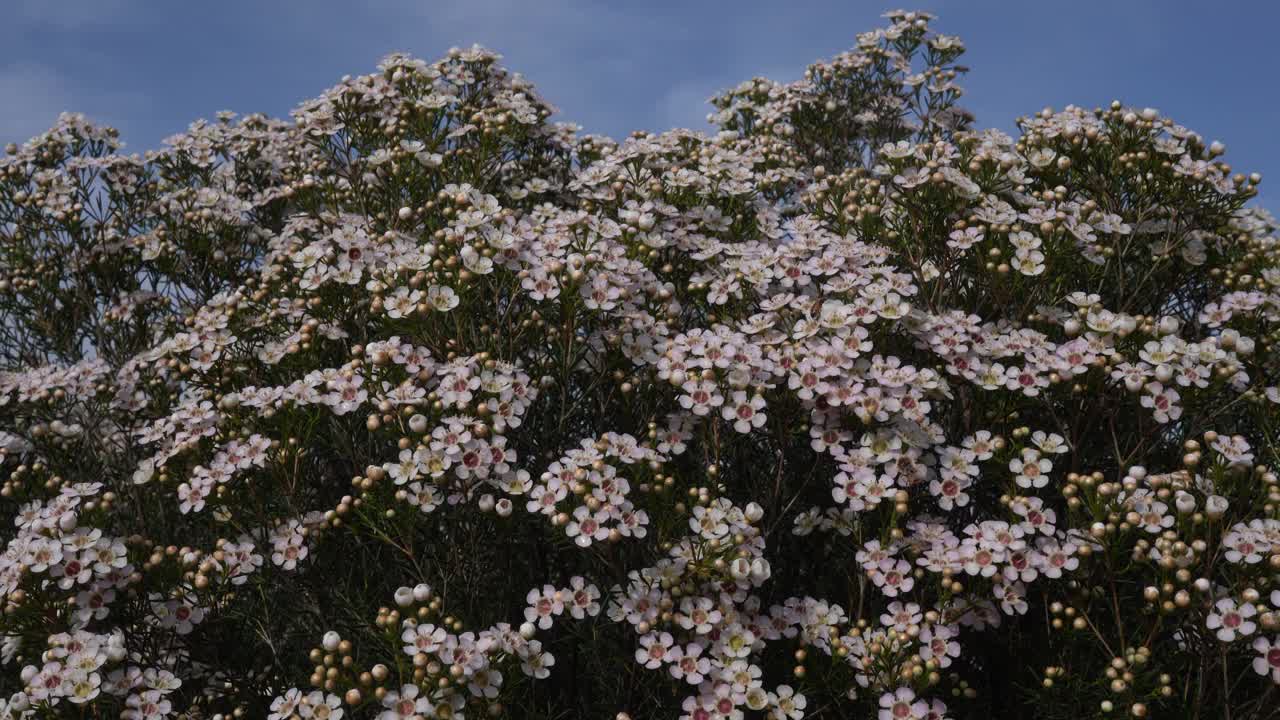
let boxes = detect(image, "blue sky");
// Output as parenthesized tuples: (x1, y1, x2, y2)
(3, 1, 1278, 203)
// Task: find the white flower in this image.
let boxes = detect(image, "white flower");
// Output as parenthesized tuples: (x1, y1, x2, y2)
(1206, 598, 1256, 642)
(721, 391, 767, 433)
(1252, 636, 1280, 683)
(426, 285, 460, 311)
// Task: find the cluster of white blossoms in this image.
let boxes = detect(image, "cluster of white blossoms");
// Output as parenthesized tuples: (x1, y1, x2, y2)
(0, 8, 1278, 720)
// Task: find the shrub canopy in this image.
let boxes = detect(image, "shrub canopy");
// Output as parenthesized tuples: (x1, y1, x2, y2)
(0, 9, 1278, 720)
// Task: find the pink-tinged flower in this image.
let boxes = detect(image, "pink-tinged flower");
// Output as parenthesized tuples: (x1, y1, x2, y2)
(1206, 598, 1256, 642)
(1035, 540, 1078, 579)
(525, 585, 564, 630)
(401, 623, 446, 656)
(880, 601, 922, 632)
(565, 576, 601, 619)
(678, 379, 724, 416)
(176, 481, 207, 514)
(769, 684, 807, 720)
(677, 596, 723, 634)
(520, 641, 555, 679)
(1222, 529, 1264, 564)
(668, 642, 711, 684)
(1140, 382, 1182, 423)
(1252, 636, 1280, 683)
(921, 698, 950, 720)
(993, 579, 1029, 615)
(929, 467, 972, 509)
(872, 559, 915, 597)
(565, 505, 610, 548)
(301, 691, 344, 720)
(1009, 448, 1052, 489)
(919, 624, 961, 668)
(377, 684, 432, 720)
(467, 668, 502, 699)
(879, 686, 927, 720)
(722, 391, 767, 433)
(269, 689, 304, 720)
(635, 631, 675, 669)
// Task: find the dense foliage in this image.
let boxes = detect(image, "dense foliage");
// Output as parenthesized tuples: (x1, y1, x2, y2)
(1, 10, 1278, 719)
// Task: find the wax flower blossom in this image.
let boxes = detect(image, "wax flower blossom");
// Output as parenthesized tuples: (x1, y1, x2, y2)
(0, 9, 1276, 720)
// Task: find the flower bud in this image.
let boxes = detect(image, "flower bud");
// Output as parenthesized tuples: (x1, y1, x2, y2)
(1174, 492, 1196, 514)
(323, 631, 341, 652)
(394, 587, 415, 607)
(1205, 495, 1228, 519)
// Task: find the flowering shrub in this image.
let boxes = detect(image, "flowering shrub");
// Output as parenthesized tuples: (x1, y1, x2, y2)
(1, 9, 1279, 719)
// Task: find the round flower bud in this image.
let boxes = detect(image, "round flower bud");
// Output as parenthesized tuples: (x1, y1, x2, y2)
(1174, 492, 1196, 514)
(744, 502, 764, 523)
(394, 587, 415, 607)
(750, 558, 771, 583)
(322, 631, 341, 652)
(1205, 495, 1228, 519)
(519, 622, 537, 639)
(413, 584, 432, 602)
(729, 557, 752, 580)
